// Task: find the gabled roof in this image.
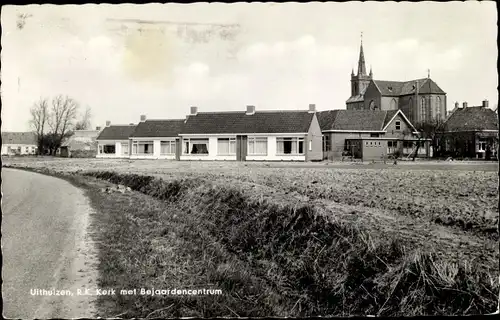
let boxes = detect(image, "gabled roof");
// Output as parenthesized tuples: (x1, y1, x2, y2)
(1, 132, 37, 145)
(373, 78, 445, 96)
(96, 125, 136, 140)
(181, 111, 315, 134)
(382, 110, 400, 129)
(444, 106, 498, 132)
(330, 110, 389, 131)
(317, 110, 341, 131)
(130, 119, 185, 138)
(318, 109, 415, 132)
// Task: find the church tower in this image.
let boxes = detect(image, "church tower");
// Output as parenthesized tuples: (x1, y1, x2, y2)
(350, 34, 372, 97)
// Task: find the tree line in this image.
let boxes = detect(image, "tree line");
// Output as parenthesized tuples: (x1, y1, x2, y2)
(29, 95, 92, 155)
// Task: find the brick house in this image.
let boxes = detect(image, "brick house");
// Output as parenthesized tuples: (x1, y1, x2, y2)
(318, 109, 430, 161)
(59, 128, 101, 158)
(438, 100, 498, 159)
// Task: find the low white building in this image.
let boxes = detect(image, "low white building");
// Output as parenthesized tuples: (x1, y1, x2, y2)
(179, 105, 323, 161)
(96, 121, 136, 158)
(1, 132, 37, 155)
(129, 116, 184, 160)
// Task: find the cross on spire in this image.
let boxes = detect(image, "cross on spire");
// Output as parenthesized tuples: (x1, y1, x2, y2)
(357, 31, 367, 76)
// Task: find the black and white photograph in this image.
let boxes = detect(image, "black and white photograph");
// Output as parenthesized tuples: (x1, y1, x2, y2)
(1, 2, 499, 318)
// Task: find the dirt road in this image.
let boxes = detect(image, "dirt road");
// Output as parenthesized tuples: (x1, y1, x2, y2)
(2, 168, 98, 318)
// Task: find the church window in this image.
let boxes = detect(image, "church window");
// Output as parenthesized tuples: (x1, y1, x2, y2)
(390, 98, 397, 110)
(436, 96, 442, 120)
(421, 98, 426, 122)
(369, 100, 376, 110)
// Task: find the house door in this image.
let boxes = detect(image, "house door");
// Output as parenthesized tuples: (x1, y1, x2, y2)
(236, 135, 247, 161)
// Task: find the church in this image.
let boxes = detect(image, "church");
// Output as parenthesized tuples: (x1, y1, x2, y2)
(346, 38, 447, 124)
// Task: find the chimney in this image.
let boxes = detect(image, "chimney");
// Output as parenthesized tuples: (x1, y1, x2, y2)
(190, 106, 198, 115)
(96, 126, 101, 131)
(140, 115, 146, 122)
(455, 102, 459, 109)
(308, 103, 316, 113)
(482, 99, 489, 108)
(105, 121, 111, 127)
(463, 101, 468, 108)
(129, 123, 134, 125)
(246, 105, 256, 115)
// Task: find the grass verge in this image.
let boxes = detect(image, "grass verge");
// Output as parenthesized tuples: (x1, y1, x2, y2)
(4, 165, 498, 316)
(79, 170, 498, 317)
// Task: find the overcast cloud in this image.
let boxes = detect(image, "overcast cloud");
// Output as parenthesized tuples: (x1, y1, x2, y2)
(1, 2, 497, 131)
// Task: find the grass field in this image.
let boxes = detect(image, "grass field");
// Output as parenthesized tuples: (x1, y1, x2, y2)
(2, 157, 499, 316)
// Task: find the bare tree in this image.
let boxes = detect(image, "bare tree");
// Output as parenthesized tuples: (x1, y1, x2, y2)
(412, 119, 446, 161)
(75, 106, 92, 130)
(29, 97, 49, 155)
(47, 95, 79, 155)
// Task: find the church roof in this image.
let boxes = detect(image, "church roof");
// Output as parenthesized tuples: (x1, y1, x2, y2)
(373, 78, 445, 96)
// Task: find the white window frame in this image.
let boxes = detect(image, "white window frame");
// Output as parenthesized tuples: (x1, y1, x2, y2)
(276, 137, 305, 155)
(102, 144, 116, 154)
(132, 140, 154, 155)
(248, 137, 268, 155)
(217, 137, 236, 155)
(183, 138, 209, 155)
(160, 140, 176, 155)
(121, 142, 129, 155)
(478, 140, 487, 152)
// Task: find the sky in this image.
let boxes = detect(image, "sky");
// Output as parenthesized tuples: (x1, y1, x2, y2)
(1, 2, 498, 131)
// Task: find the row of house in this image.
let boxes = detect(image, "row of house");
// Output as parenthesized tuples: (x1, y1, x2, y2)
(95, 104, 434, 162)
(2, 101, 496, 161)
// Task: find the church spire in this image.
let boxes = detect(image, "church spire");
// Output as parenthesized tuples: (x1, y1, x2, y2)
(357, 32, 367, 76)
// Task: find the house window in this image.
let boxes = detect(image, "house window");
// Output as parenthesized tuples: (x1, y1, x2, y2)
(322, 135, 331, 152)
(395, 121, 401, 130)
(217, 138, 236, 155)
(345, 140, 352, 151)
(388, 141, 393, 148)
(25, 147, 29, 152)
(98, 145, 103, 154)
(161, 140, 176, 155)
(132, 141, 154, 155)
(478, 140, 486, 152)
(103, 145, 115, 154)
(248, 137, 268, 155)
(121, 143, 129, 155)
(183, 138, 209, 155)
(276, 137, 304, 155)
(369, 100, 375, 110)
(370, 133, 379, 137)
